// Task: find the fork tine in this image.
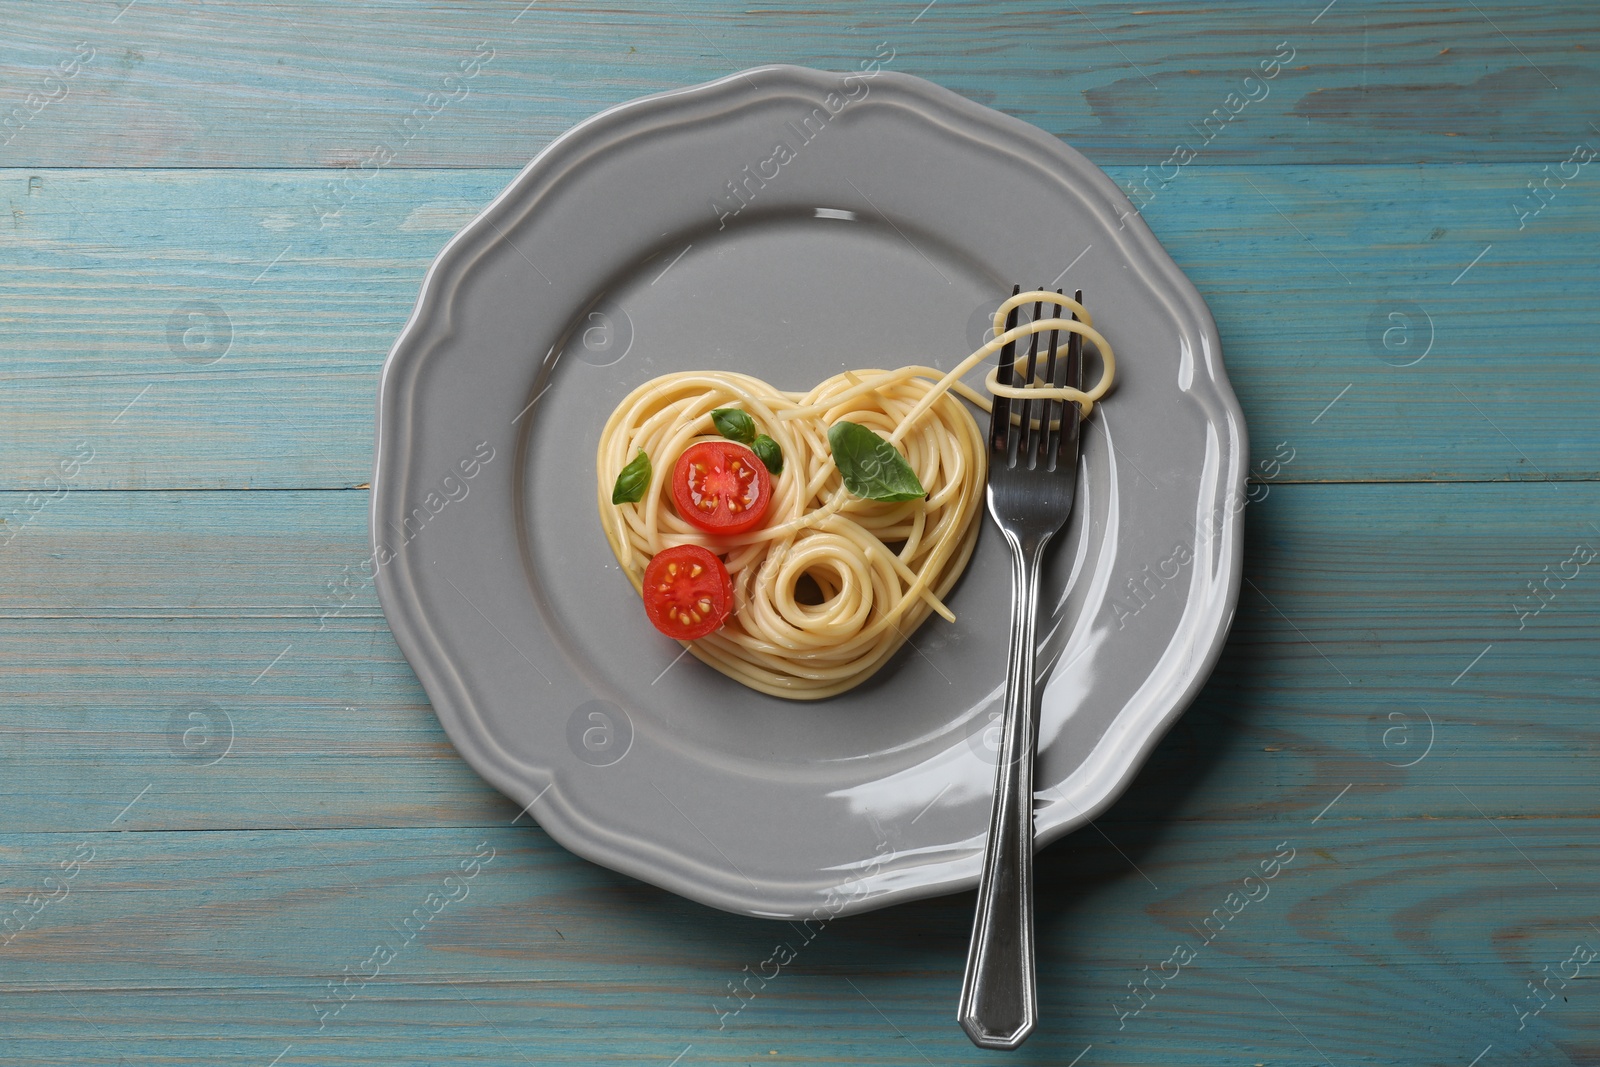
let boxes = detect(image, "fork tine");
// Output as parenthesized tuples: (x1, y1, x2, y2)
(1038, 289, 1063, 470)
(1054, 288, 1084, 472)
(1067, 288, 1084, 391)
(988, 284, 1021, 461)
(1016, 296, 1043, 467)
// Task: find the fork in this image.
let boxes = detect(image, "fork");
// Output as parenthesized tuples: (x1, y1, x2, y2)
(958, 285, 1084, 1050)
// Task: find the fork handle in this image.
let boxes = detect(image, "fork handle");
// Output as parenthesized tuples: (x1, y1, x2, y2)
(958, 531, 1047, 1050)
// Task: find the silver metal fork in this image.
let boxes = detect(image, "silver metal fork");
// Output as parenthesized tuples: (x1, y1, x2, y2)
(958, 286, 1084, 1050)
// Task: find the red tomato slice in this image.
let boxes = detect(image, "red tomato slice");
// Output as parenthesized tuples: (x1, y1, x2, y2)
(672, 441, 772, 534)
(642, 544, 735, 640)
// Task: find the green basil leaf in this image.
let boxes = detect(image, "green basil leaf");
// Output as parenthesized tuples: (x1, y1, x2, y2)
(711, 408, 757, 445)
(610, 449, 651, 504)
(828, 421, 925, 502)
(752, 434, 784, 476)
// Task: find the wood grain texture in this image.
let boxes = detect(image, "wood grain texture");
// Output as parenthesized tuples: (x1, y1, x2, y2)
(0, 0, 1594, 167)
(0, 164, 1595, 490)
(0, 817, 1593, 1066)
(1, 482, 1595, 833)
(5, 2, 1599, 1063)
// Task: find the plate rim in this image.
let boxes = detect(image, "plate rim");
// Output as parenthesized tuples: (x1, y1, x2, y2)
(372, 63, 1247, 918)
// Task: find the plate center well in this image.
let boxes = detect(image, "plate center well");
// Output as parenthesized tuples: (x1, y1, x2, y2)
(519, 209, 1017, 768)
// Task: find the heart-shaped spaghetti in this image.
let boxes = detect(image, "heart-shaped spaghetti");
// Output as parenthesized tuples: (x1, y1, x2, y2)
(595, 291, 1114, 698)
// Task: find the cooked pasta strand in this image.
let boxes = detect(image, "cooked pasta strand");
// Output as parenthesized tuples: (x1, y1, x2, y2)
(595, 294, 1114, 699)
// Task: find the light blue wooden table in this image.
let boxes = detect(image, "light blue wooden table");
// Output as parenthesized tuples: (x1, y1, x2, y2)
(3, 2, 1597, 1063)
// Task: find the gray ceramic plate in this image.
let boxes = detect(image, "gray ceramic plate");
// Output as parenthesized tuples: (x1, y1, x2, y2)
(372, 64, 1246, 919)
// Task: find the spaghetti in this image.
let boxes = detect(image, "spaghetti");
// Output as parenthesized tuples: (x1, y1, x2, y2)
(595, 290, 1113, 699)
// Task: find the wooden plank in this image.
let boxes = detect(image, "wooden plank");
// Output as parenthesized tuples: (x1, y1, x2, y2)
(1, 480, 1595, 835)
(0, 1, 1594, 167)
(0, 165, 1596, 491)
(0, 818, 1591, 1064)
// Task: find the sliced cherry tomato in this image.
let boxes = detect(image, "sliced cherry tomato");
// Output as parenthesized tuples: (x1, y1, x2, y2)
(672, 440, 772, 535)
(642, 544, 735, 640)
